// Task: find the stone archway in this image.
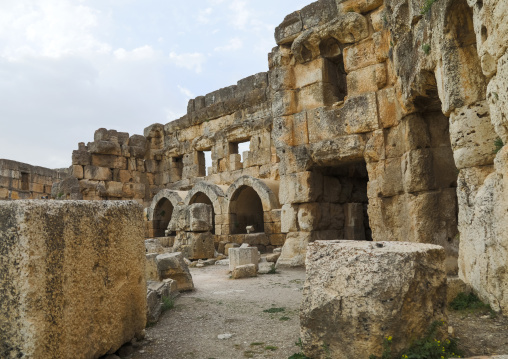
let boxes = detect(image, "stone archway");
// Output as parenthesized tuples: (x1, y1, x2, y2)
(184, 182, 228, 235)
(148, 189, 187, 237)
(226, 176, 280, 235)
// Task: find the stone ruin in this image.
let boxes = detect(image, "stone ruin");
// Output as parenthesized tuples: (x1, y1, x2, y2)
(1, 0, 508, 357)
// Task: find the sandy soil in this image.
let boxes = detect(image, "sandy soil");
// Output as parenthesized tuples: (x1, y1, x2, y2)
(132, 265, 306, 359)
(123, 265, 508, 359)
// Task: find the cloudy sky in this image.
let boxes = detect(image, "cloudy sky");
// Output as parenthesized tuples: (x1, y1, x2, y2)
(0, 0, 309, 169)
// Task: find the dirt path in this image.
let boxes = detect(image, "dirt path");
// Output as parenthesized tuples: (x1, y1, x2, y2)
(125, 265, 508, 359)
(133, 265, 306, 359)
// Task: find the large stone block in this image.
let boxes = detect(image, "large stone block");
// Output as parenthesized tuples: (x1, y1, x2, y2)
(172, 231, 215, 260)
(156, 252, 194, 291)
(0, 200, 146, 359)
(279, 171, 323, 204)
(300, 240, 447, 359)
(229, 246, 259, 271)
(167, 203, 213, 232)
(276, 232, 311, 268)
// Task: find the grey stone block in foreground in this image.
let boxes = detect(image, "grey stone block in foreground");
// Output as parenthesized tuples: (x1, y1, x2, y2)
(0, 200, 146, 359)
(300, 240, 447, 359)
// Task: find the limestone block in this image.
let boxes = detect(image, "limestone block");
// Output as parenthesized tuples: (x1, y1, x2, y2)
(0, 201, 146, 359)
(72, 149, 91, 166)
(229, 247, 260, 271)
(402, 149, 435, 193)
(274, 11, 303, 45)
(269, 234, 286, 246)
(300, 0, 337, 29)
(377, 87, 403, 128)
(258, 261, 276, 274)
(167, 204, 213, 233)
(487, 52, 508, 142)
(343, 36, 379, 72)
(172, 231, 215, 260)
(84, 165, 112, 181)
(156, 252, 194, 291)
(88, 140, 122, 156)
(297, 82, 339, 110)
(103, 181, 124, 198)
(224, 243, 239, 256)
(276, 232, 311, 268)
(281, 204, 298, 233)
(145, 253, 159, 281)
(231, 264, 257, 279)
(347, 63, 387, 96)
(272, 90, 297, 117)
(298, 203, 321, 232)
(91, 154, 127, 170)
(279, 171, 323, 204)
(310, 136, 366, 166)
(300, 240, 447, 359)
(370, 5, 385, 32)
(337, 0, 383, 14)
(244, 233, 270, 246)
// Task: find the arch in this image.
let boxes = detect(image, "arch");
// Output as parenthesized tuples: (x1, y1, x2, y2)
(148, 189, 187, 237)
(226, 176, 281, 235)
(184, 182, 228, 235)
(226, 176, 280, 212)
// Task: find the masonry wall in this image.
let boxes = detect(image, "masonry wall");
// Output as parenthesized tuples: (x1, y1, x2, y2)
(47, 0, 508, 310)
(0, 159, 66, 200)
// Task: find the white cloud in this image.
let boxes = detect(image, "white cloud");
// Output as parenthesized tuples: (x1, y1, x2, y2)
(214, 37, 243, 52)
(114, 46, 157, 61)
(177, 85, 195, 99)
(169, 51, 206, 73)
(0, 0, 110, 59)
(197, 7, 213, 24)
(229, 0, 250, 29)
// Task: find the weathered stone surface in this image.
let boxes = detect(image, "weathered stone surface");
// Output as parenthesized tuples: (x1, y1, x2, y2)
(257, 261, 276, 274)
(167, 203, 213, 232)
(229, 247, 260, 271)
(0, 200, 146, 359)
(172, 231, 215, 260)
(300, 240, 447, 359)
(156, 252, 194, 291)
(231, 264, 257, 279)
(276, 232, 311, 268)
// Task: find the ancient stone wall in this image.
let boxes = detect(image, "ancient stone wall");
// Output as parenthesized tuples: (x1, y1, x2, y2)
(0, 159, 66, 200)
(39, 0, 508, 311)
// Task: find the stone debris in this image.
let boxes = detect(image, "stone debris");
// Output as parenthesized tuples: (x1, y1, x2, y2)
(231, 264, 257, 279)
(156, 252, 194, 292)
(217, 333, 234, 340)
(258, 262, 276, 274)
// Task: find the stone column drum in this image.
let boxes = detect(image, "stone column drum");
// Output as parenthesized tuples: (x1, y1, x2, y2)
(300, 240, 447, 359)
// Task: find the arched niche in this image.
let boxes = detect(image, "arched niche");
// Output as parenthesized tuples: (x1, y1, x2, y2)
(184, 182, 227, 235)
(226, 176, 281, 235)
(148, 189, 187, 237)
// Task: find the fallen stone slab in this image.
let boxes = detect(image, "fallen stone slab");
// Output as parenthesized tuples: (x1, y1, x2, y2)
(231, 264, 257, 279)
(156, 252, 194, 291)
(258, 262, 276, 274)
(300, 240, 447, 359)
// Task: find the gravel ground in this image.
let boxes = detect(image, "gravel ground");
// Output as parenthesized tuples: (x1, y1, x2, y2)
(131, 265, 306, 359)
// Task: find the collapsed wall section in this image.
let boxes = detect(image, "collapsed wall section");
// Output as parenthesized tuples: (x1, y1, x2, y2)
(0, 200, 146, 359)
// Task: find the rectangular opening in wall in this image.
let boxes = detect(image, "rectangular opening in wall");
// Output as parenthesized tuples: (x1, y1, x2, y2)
(197, 149, 212, 177)
(21, 172, 29, 191)
(229, 140, 251, 163)
(170, 156, 183, 182)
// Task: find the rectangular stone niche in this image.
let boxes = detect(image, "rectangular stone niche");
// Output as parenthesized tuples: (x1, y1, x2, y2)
(0, 200, 147, 359)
